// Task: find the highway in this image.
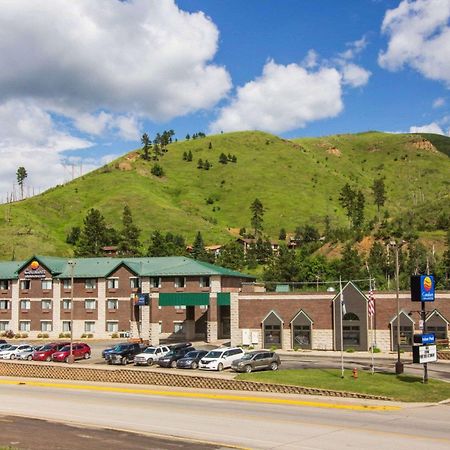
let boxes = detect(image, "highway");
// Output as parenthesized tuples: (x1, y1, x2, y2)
(0, 378, 450, 449)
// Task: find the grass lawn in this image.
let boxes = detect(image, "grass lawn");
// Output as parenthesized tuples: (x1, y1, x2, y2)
(236, 369, 450, 402)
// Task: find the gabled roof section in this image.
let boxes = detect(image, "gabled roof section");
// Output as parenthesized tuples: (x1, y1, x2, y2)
(17, 255, 67, 275)
(290, 309, 314, 324)
(331, 281, 367, 304)
(426, 309, 450, 324)
(0, 261, 24, 279)
(261, 310, 284, 324)
(389, 310, 414, 324)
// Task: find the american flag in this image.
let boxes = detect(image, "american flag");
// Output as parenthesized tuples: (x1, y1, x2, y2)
(368, 288, 375, 317)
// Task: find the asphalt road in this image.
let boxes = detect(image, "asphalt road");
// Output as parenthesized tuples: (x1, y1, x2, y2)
(0, 379, 450, 449)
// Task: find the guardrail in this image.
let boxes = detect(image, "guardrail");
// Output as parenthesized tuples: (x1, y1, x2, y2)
(0, 361, 391, 401)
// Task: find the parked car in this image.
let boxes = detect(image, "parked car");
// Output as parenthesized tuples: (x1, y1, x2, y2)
(199, 347, 245, 371)
(176, 350, 209, 369)
(51, 343, 91, 362)
(134, 345, 171, 366)
(108, 342, 143, 365)
(157, 346, 195, 368)
(32, 342, 70, 362)
(102, 342, 129, 360)
(0, 339, 7, 345)
(231, 350, 281, 373)
(19, 345, 44, 361)
(0, 344, 34, 360)
(0, 343, 12, 352)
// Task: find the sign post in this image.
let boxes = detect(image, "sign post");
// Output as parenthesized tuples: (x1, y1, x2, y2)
(411, 275, 436, 384)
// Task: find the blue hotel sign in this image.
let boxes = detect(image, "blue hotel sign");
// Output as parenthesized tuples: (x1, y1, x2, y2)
(411, 275, 435, 302)
(136, 293, 149, 306)
(421, 333, 435, 345)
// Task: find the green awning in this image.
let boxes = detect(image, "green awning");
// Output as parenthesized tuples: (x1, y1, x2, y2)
(159, 292, 210, 306)
(217, 292, 231, 306)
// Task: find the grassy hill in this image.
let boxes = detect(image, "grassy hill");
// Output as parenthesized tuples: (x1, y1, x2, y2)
(0, 131, 449, 259)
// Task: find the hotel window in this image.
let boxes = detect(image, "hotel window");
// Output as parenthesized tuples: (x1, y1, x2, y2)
(0, 321, 9, 331)
(84, 279, 96, 290)
(20, 280, 31, 290)
(199, 276, 210, 288)
(174, 277, 186, 288)
(41, 279, 52, 290)
(106, 321, 119, 333)
(84, 299, 96, 310)
(150, 277, 161, 288)
(0, 300, 10, 310)
(19, 321, 30, 332)
(20, 299, 31, 310)
(41, 299, 52, 310)
(62, 299, 71, 310)
(0, 280, 9, 290)
(62, 321, 71, 332)
(107, 299, 118, 310)
(40, 321, 52, 332)
(84, 321, 95, 333)
(62, 279, 71, 290)
(173, 322, 184, 334)
(129, 277, 140, 289)
(107, 278, 119, 289)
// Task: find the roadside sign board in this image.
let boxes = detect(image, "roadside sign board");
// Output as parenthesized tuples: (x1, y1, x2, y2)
(412, 344, 437, 364)
(411, 275, 435, 302)
(413, 333, 435, 345)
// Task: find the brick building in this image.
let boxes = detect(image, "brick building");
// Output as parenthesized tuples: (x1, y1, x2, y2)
(0, 255, 448, 352)
(0, 255, 254, 343)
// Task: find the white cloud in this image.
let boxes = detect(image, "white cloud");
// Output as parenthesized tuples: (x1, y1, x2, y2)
(210, 60, 343, 134)
(0, 0, 231, 122)
(379, 0, 450, 86)
(341, 63, 371, 88)
(409, 122, 448, 135)
(339, 36, 368, 60)
(433, 97, 446, 108)
(0, 100, 95, 198)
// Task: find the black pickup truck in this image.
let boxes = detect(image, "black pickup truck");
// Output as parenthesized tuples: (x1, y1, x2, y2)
(107, 343, 144, 365)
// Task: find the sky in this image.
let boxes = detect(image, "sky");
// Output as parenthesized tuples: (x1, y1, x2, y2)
(1, 0, 449, 198)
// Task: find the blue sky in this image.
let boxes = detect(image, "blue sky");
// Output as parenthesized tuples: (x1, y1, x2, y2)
(0, 0, 449, 197)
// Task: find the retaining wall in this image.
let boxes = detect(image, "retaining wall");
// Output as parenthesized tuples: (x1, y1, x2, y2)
(0, 361, 390, 401)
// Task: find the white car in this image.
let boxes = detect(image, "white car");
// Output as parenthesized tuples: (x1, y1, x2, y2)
(134, 345, 171, 366)
(0, 344, 34, 360)
(199, 347, 245, 371)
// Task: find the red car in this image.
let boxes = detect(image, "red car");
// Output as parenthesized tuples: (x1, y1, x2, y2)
(51, 343, 91, 363)
(32, 342, 70, 362)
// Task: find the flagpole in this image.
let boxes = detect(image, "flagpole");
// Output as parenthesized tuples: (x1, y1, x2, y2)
(340, 276, 344, 379)
(370, 277, 375, 375)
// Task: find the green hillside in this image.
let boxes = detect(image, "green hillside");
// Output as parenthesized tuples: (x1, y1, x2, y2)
(0, 130, 449, 259)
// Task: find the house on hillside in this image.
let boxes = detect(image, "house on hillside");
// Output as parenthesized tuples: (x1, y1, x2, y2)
(236, 238, 280, 254)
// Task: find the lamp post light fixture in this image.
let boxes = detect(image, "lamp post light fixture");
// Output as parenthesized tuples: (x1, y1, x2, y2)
(67, 260, 76, 364)
(390, 240, 406, 375)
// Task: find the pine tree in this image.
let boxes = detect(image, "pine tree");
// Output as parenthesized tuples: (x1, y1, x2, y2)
(279, 228, 287, 240)
(118, 205, 141, 256)
(339, 183, 356, 227)
(250, 198, 264, 238)
(192, 231, 208, 261)
(187, 150, 193, 161)
(182, 151, 187, 161)
(208, 142, 213, 149)
(372, 178, 386, 218)
(216, 241, 245, 270)
(352, 190, 365, 229)
(141, 133, 151, 160)
(219, 153, 228, 164)
(16, 166, 27, 199)
(75, 209, 109, 256)
(147, 230, 168, 257)
(197, 159, 203, 169)
(66, 226, 81, 245)
(203, 160, 211, 170)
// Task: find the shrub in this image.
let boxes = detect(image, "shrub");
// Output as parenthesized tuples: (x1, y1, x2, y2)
(111, 333, 119, 339)
(42, 333, 49, 338)
(371, 347, 381, 353)
(151, 163, 165, 177)
(81, 333, 86, 338)
(37, 333, 43, 338)
(270, 345, 278, 352)
(59, 333, 66, 338)
(346, 348, 355, 353)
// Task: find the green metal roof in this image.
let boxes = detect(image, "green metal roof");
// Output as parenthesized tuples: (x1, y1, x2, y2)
(0, 255, 254, 280)
(0, 261, 24, 279)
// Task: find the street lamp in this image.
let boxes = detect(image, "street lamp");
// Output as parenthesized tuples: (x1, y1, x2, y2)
(67, 260, 76, 364)
(390, 240, 406, 374)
